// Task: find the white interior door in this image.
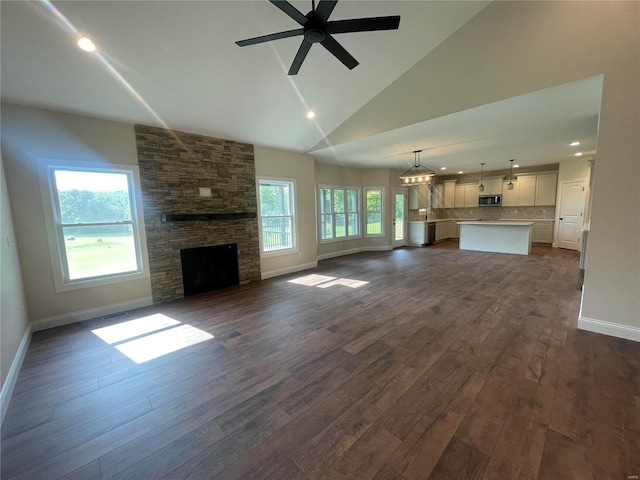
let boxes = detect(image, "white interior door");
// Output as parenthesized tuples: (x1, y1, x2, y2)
(393, 189, 407, 248)
(557, 180, 586, 250)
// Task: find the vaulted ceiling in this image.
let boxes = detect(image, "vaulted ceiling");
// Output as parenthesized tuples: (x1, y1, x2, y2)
(0, 1, 601, 174)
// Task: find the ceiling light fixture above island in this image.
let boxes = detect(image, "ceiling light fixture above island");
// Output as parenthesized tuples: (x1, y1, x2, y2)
(400, 150, 435, 186)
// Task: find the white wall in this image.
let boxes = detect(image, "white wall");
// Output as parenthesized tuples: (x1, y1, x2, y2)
(320, 1, 640, 337)
(315, 162, 363, 187)
(1, 158, 30, 400)
(1, 104, 153, 329)
(557, 158, 592, 187)
(254, 146, 317, 278)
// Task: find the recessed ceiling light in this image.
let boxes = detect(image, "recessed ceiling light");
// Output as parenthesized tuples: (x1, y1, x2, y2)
(306, 111, 316, 119)
(570, 141, 580, 146)
(574, 152, 583, 157)
(440, 167, 446, 170)
(76, 36, 97, 53)
(458, 171, 464, 174)
(513, 164, 519, 168)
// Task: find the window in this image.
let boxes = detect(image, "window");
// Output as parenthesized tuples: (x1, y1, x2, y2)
(365, 188, 384, 236)
(258, 179, 296, 254)
(38, 159, 148, 291)
(319, 186, 360, 242)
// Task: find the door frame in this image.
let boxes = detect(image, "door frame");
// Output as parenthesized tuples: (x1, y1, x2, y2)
(392, 188, 408, 248)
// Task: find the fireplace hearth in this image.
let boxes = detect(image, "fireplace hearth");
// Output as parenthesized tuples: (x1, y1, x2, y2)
(180, 244, 239, 296)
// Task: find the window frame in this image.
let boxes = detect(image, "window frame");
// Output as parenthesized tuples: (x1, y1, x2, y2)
(364, 187, 385, 237)
(257, 177, 298, 257)
(37, 158, 150, 292)
(318, 185, 362, 244)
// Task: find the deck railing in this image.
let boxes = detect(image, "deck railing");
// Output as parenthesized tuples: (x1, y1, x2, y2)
(262, 224, 292, 251)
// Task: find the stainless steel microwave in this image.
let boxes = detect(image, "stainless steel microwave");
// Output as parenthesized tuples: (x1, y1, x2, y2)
(478, 194, 502, 207)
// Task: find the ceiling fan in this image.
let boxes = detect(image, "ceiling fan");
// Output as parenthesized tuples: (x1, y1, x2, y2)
(235, 0, 401, 75)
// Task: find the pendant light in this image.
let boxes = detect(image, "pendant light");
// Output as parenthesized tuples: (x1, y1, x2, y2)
(400, 150, 435, 186)
(479, 163, 485, 192)
(507, 159, 515, 190)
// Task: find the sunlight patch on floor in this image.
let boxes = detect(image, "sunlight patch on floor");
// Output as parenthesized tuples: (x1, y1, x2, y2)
(316, 278, 369, 289)
(91, 313, 214, 364)
(91, 313, 180, 344)
(115, 324, 213, 364)
(288, 274, 336, 286)
(287, 274, 369, 289)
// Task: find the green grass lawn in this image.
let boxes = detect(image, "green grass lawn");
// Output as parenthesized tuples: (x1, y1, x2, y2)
(64, 235, 137, 279)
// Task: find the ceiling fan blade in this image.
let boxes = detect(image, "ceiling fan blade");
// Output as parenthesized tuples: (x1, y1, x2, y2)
(315, 0, 338, 21)
(326, 16, 401, 35)
(236, 28, 304, 47)
(288, 40, 313, 75)
(320, 34, 358, 70)
(269, 0, 308, 26)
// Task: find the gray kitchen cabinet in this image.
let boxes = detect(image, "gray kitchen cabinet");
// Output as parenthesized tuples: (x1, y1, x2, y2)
(517, 175, 537, 206)
(464, 184, 478, 207)
(535, 173, 558, 206)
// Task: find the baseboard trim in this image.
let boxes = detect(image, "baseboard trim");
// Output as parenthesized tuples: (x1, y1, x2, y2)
(1, 324, 32, 425)
(364, 246, 395, 252)
(578, 316, 640, 342)
(261, 246, 394, 278)
(261, 261, 318, 280)
(317, 246, 393, 262)
(31, 297, 154, 332)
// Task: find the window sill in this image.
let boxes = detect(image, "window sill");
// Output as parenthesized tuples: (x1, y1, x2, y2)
(319, 235, 362, 245)
(54, 270, 150, 293)
(260, 247, 298, 259)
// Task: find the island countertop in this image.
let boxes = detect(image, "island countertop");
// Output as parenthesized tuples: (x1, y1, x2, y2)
(457, 221, 534, 226)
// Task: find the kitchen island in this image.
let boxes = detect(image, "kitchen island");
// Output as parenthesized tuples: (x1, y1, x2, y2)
(458, 221, 533, 255)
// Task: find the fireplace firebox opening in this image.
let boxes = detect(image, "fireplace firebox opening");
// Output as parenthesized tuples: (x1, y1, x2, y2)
(180, 243, 239, 296)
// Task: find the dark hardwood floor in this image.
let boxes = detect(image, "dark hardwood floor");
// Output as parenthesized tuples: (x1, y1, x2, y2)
(2, 242, 638, 480)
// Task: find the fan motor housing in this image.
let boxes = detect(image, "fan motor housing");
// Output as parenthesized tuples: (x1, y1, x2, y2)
(304, 28, 325, 43)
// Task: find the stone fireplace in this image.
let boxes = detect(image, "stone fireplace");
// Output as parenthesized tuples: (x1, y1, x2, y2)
(135, 125, 261, 303)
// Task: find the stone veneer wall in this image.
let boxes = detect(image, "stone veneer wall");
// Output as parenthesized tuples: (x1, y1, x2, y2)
(135, 125, 261, 302)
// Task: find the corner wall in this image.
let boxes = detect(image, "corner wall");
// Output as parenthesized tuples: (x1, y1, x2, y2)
(0, 158, 30, 422)
(314, 163, 398, 259)
(254, 146, 317, 279)
(0, 103, 153, 328)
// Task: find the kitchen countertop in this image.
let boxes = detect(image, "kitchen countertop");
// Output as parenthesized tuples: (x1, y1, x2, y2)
(408, 218, 479, 224)
(413, 218, 551, 224)
(408, 219, 449, 223)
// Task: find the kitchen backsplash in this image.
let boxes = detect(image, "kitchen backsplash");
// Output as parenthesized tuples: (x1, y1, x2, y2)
(428, 206, 556, 221)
